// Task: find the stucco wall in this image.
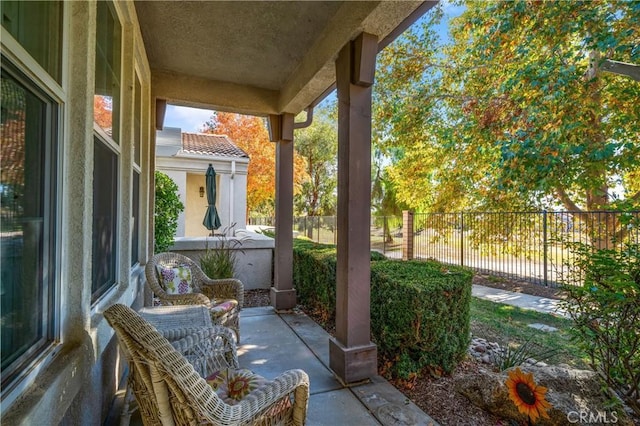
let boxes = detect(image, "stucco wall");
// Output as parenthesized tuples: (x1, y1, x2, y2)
(0, 1, 153, 424)
(170, 230, 274, 290)
(157, 155, 249, 238)
(185, 172, 212, 237)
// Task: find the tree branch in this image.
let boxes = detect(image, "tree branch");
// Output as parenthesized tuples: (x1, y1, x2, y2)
(555, 187, 584, 213)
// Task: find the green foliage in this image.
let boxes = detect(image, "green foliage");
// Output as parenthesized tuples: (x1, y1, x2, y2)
(154, 171, 184, 253)
(292, 239, 472, 379)
(374, 1, 640, 216)
(294, 109, 338, 217)
(200, 225, 244, 279)
(370, 260, 472, 377)
(560, 242, 640, 415)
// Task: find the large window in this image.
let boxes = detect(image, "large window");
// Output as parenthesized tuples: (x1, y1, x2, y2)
(92, 0, 121, 300)
(94, 0, 121, 142)
(0, 61, 58, 385)
(131, 171, 140, 266)
(131, 75, 142, 266)
(1, 1, 63, 83)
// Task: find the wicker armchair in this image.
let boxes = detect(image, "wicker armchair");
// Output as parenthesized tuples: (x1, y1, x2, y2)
(105, 304, 310, 426)
(146, 252, 244, 340)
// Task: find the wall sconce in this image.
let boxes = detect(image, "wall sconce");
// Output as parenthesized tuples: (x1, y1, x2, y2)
(199, 186, 205, 198)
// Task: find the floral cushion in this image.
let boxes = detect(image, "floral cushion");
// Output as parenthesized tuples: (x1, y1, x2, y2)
(156, 264, 194, 295)
(210, 299, 238, 320)
(205, 368, 268, 404)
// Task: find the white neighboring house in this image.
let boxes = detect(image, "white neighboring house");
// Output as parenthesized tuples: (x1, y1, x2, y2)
(156, 127, 249, 237)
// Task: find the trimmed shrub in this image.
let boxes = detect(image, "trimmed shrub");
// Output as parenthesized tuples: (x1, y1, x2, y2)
(371, 260, 472, 377)
(292, 239, 472, 378)
(292, 240, 338, 323)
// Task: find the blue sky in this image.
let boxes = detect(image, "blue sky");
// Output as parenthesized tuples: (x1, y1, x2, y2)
(163, 2, 464, 132)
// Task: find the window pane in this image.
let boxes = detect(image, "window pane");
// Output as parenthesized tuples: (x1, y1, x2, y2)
(94, 0, 121, 143)
(92, 138, 118, 301)
(0, 64, 57, 382)
(131, 171, 139, 266)
(1, 1, 63, 82)
(134, 75, 141, 166)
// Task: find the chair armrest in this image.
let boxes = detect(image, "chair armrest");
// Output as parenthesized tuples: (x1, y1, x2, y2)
(234, 369, 309, 424)
(200, 278, 244, 308)
(155, 292, 211, 306)
(169, 326, 240, 375)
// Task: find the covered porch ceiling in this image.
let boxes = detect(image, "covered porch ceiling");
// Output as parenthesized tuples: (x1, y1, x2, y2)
(134, 0, 437, 116)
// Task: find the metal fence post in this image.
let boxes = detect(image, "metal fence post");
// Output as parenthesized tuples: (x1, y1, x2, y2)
(543, 210, 548, 286)
(460, 212, 464, 267)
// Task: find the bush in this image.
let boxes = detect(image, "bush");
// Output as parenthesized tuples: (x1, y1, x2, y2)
(292, 239, 472, 378)
(560, 242, 640, 416)
(154, 171, 184, 253)
(371, 260, 472, 377)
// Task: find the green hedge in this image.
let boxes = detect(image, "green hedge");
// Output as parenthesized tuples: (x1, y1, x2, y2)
(293, 239, 472, 378)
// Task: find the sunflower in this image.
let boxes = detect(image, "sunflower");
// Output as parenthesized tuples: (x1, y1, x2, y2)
(505, 367, 551, 423)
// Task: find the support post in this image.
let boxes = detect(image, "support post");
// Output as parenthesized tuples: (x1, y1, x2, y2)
(402, 210, 414, 261)
(329, 32, 378, 384)
(269, 113, 296, 310)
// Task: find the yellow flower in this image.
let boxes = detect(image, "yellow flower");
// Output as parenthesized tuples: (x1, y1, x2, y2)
(505, 367, 551, 423)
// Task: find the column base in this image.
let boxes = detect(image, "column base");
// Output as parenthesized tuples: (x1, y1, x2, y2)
(329, 338, 377, 384)
(270, 287, 297, 311)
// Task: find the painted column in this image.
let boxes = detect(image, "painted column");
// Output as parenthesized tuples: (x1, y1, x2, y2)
(329, 33, 378, 383)
(269, 113, 297, 310)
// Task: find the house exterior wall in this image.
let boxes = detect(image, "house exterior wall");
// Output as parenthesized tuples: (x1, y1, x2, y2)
(156, 154, 249, 237)
(185, 172, 210, 236)
(1, 1, 152, 424)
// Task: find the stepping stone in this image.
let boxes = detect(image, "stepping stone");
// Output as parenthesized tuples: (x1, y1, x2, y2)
(528, 323, 558, 332)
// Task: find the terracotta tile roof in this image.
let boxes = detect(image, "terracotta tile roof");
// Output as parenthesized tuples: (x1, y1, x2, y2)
(181, 133, 249, 158)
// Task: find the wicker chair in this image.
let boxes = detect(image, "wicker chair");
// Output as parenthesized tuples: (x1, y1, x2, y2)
(146, 252, 244, 341)
(105, 304, 309, 426)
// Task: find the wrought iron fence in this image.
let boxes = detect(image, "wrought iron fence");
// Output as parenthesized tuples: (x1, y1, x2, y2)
(248, 211, 639, 287)
(412, 211, 639, 287)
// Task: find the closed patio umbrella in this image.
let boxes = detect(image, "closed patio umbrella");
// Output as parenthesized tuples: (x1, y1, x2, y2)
(203, 164, 221, 233)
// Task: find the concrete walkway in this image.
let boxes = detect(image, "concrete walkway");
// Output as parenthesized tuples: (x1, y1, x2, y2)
(240, 307, 438, 426)
(472, 284, 568, 317)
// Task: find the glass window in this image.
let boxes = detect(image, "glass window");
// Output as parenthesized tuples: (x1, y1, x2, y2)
(1, 1, 63, 82)
(92, 138, 118, 301)
(92, 0, 122, 301)
(134, 75, 141, 166)
(131, 171, 139, 266)
(94, 0, 121, 143)
(0, 61, 58, 385)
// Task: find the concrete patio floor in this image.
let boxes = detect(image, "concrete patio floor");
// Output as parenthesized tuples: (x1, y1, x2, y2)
(239, 307, 438, 426)
(108, 306, 439, 425)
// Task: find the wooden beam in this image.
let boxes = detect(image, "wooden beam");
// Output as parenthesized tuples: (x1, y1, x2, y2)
(155, 98, 167, 130)
(352, 33, 378, 87)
